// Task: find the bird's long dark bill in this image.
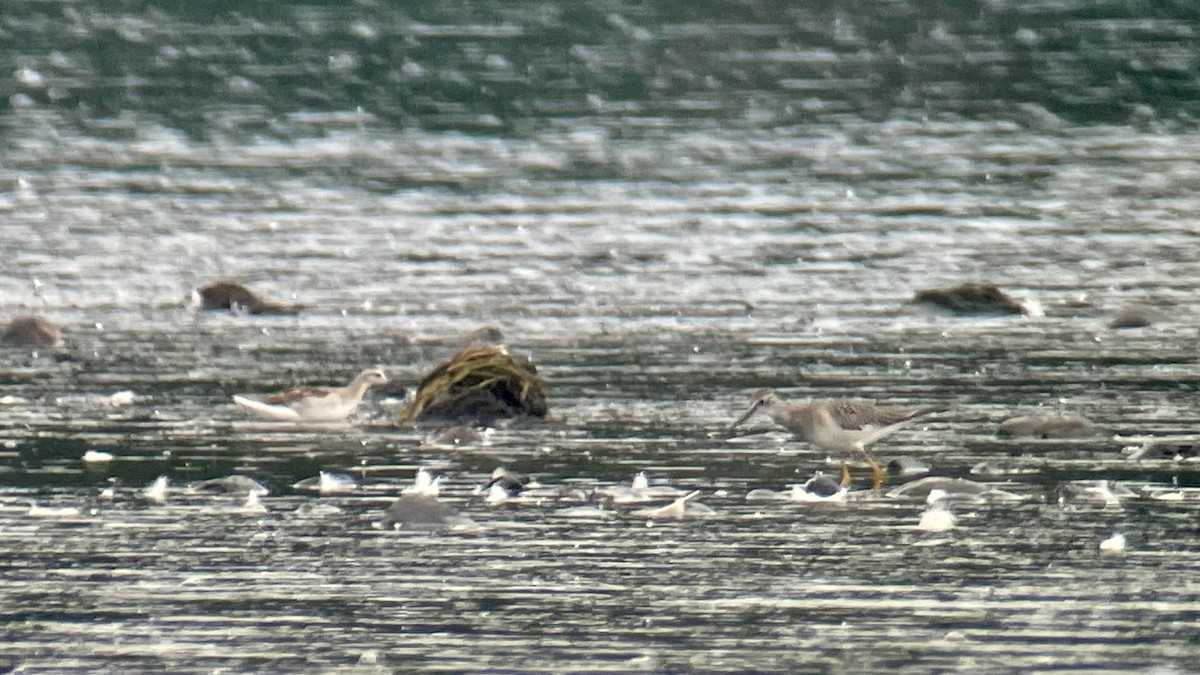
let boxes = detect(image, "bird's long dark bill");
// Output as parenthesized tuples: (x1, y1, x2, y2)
(731, 404, 760, 428)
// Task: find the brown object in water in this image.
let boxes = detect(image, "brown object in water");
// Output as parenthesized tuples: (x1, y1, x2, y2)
(996, 413, 1095, 439)
(398, 330, 548, 425)
(1108, 303, 1160, 329)
(380, 493, 473, 531)
(2, 316, 61, 347)
(195, 281, 298, 315)
(912, 283, 1027, 316)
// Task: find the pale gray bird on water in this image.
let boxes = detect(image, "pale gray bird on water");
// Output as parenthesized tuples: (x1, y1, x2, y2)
(732, 390, 937, 491)
(232, 369, 387, 422)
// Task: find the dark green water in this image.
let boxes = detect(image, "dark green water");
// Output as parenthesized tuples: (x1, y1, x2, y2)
(2, 1, 1200, 672)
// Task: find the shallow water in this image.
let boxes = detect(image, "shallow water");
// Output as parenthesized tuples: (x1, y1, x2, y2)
(3, 1, 1200, 672)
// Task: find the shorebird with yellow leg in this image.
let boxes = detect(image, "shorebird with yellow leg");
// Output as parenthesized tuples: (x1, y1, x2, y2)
(732, 390, 937, 491)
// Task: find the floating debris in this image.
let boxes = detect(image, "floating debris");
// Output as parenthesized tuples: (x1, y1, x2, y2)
(1109, 303, 1160, 329)
(598, 472, 686, 505)
(917, 505, 956, 532)
(911, 283, 1031, 316)
(28, 501, 82, 518)
(744, 488, 791, 502)
(739, 473, 853, 503)
(969, 461, 1041, 477)
(1121, 439, 1200, 461)
(380, 493, 476, 531)
(888, 476, 1021, 504)
(194, 280, 298, 315)
(292, 471, 358, 495)
(886, 456, 930, 478)
(188, 475, 270, 496)
(475, 467, 528, 497)
(1099, 533, 1127, 555)
(484, 483, 513, 506)
(554, 505, 615, 519)
(917, 489, 957, 532)
(476, 469, 576, 506)
(402, 469, 441, 497)
(2, 315, 61, 347)
(424, 425, 491, 448)
(1055, 480, 1132, 510)
(997, 413, 1095, 439)
(397, 329, 547, 425)
(108, 391, 137, 408)
(144, 476, 169, 504)
(1136, 486, 1200, 502)
(788, 473, 849, 503)
(237, 491, 268, 516)
(82, 450, 115, 464)
(631, 491, 712, 520)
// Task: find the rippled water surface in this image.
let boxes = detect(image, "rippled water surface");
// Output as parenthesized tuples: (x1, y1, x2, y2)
(3, 1, 1200, 672)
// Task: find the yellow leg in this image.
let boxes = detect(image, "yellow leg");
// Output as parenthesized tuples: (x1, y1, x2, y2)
(853, 444, 885, 492)
(839, 461, 851, 487)
(865, 453, 885, 492)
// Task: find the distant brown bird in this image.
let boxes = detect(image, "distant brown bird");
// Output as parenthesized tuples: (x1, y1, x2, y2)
(732, 390, 936, 490)
(194, 281, 298, 315)
(2, 316, 61, 347)
(912, 283, 1028, 316)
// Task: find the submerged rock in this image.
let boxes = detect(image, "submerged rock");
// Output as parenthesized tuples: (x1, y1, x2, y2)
(797, 473, 843, 498)
(911, 283, 1029, 316)
(1121, 440, 1200, 461)
(194, 280, 298, 315)
(969, 461, 1040, 477)
(1108, 303, 1161, 329)
(788, 473, 849, 503)
(997, 413, 1095, 439)
(476, 467, 528, 498)
(1054, 480, 1133, 509)
(887, 476, 1021, 503)
(397, 328, 548, 425)
(188, 475, 270, 496)
(425, 425, 488, 448)
(292, 472, 358, 495)
(381, 494, 476, 531)
(596, 472, 686, 505)
(886, 456, 930, 477)
(2, 315, 61, 347)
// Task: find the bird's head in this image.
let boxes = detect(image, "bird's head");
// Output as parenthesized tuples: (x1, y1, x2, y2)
(732, 389, 779, 428)
(357, 369, 388, 387)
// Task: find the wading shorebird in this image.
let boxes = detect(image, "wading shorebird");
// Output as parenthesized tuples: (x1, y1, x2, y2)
(233, 369, 388, 422)
(732, 390, 936, 491)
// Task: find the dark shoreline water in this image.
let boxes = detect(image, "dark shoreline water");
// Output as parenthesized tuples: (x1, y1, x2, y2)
(4, 0, 1200, 672)
(5, 0, 1200, 137)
